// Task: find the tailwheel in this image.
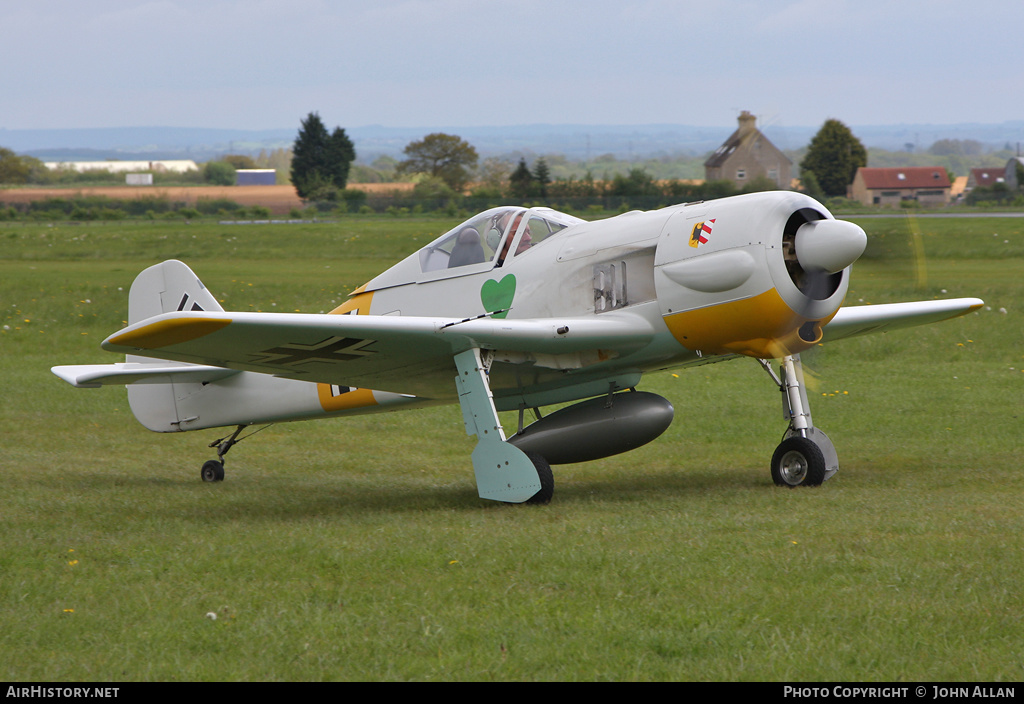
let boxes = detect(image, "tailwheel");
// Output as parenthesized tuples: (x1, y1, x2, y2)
(200, 424, 260, 483)
(524, 452, 554, 505)
(771, 436, 826, 487)
(201, 459, 225, 483)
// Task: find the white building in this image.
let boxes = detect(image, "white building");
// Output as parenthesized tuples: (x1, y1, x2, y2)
(43, 160, 199, 174)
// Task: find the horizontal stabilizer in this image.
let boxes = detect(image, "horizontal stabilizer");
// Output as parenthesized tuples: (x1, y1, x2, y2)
(51, 363, 239, 388)
(823, 298, 984, 342)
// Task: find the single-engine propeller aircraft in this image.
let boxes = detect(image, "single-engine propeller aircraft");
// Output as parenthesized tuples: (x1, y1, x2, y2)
(53, 191, 983, 503)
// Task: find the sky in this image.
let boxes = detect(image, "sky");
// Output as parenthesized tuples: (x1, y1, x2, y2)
(3, 0, 1023, 132)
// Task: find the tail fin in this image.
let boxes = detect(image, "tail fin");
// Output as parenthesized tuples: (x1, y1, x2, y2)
(128, 259, 224, 323)
(126, 261, 227, 432)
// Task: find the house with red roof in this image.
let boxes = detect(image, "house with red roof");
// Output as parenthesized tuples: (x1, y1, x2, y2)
(967, 167, 1005, 190)
(849, 167, 951, 207)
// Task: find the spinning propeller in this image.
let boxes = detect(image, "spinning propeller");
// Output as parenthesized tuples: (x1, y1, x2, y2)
(782, 207, 867, 309)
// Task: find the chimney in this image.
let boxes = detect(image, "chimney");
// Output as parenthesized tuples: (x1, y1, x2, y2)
(737, 110, 757, 136)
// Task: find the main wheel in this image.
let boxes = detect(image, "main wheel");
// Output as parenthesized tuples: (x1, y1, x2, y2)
(201, 459, 225, 483)
(524, 452, 554, 505)
(771, 437, 826, 487)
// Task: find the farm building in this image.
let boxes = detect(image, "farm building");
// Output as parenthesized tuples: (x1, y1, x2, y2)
(849, 167, 951, 207)
(1005, 157, 1024, 190)
(236, 169, 276, 185)
(967, 167, 1005, 190)
(704, 111, 792, 189)
(44, 160, 199, 174)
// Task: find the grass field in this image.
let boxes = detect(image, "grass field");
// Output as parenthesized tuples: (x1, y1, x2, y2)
(1, 211, 1022, 681)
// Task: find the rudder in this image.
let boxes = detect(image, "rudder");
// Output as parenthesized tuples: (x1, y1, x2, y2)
(126, 261, 225, 432)
(128, 259, 224, 323)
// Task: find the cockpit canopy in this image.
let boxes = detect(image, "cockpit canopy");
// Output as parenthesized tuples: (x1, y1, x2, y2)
(365, 206, 584, 291)
(419, 206, 582, 272)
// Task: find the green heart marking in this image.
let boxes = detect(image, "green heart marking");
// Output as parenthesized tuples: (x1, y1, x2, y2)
(480, 275, 516, 319)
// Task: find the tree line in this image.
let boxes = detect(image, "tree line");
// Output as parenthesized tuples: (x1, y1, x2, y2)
(289, 114, 1024, 208)
(4, 113, 1023, 212)
(289, 115, 866, 206)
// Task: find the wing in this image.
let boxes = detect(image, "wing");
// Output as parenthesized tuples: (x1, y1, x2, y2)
(96, 311, 656, 398)
(822, 298, 983, 342)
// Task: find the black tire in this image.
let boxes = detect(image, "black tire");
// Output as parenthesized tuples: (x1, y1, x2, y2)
(201, 460, 225, 483)
(771, 436, 826, 487)
(524, 452, 554, 505)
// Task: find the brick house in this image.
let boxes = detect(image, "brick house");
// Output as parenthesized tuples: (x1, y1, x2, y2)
(704, 111, 792, 189)
(849, 167, 951, 207)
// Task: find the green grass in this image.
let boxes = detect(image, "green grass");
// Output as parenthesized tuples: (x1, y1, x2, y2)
(1, 214, 1022, 681)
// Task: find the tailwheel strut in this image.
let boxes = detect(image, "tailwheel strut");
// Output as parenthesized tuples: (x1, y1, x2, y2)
(200, 424, 269, 483)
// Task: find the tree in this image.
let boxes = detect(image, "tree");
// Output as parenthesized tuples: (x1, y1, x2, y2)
(609, 167, 659, 197)
(928, 139, 983, 157)
(325, 126, 356, 188)
(740, 175, 781, 194)
(412, 175, 456, 201)
(471, 157, 512, 198)
(0, 147, 31, 184)
(799, 119, 867, 198)
(532, 157, 551, 199)
(221, 154, 257, 169)
(203, 161, 236, 185)
(254, 148, 291, 185)
(800, 170, 825, 200)
(477, 157, 512, 191)
(508, 158, 534, 200)
(370, 155, 399, 181)
(396, 133, 478, 192)
(290, 112, 356, 198)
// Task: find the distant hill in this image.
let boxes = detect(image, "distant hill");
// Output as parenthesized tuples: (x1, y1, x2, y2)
(3, 122, 1022, 163)
(0, 127, 295, 163)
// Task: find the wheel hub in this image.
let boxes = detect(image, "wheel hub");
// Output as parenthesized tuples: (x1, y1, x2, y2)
(778, 450, 809, 485)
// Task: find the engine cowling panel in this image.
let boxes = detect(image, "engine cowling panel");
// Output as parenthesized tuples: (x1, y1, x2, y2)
(653, 192, 864, 358)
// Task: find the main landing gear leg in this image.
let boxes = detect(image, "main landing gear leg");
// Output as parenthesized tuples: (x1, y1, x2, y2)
(200, 424, 245, 483)
(454, 348, 552, 504)
(758, 354, 839, 487)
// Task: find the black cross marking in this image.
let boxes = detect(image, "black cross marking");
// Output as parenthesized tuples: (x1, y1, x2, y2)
(252, 336, 376, 367)
(176, 293, 205, 312)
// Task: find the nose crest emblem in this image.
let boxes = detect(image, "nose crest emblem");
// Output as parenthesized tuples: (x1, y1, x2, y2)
(689, 219, 715, 248)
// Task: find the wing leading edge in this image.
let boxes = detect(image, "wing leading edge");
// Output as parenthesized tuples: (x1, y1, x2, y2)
(823, 298, 983, 342)
(96, 310, 657, 398)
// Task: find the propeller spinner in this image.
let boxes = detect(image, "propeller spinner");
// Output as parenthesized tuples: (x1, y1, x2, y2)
(795, 219, 868, 276)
